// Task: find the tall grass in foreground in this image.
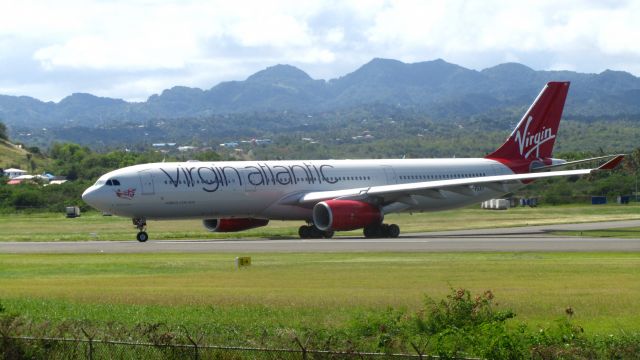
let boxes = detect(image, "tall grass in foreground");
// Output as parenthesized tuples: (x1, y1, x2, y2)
(1, 289, 639, 359)
(2, 252, 640, 333)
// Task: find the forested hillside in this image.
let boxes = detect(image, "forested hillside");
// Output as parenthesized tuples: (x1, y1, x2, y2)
(2, 58, 640, 150)
(1, 117, 639, 213)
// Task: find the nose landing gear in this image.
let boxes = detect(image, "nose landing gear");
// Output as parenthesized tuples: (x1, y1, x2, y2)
(133, 218, 148, 242)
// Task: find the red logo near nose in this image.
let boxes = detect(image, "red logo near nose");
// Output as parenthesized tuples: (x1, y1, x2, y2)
(115, 188, 136, 199)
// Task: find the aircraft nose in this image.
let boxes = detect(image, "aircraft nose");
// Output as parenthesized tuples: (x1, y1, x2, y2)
(82, 187, 99, 208)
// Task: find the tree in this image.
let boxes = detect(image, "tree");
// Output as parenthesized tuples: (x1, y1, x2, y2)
(0, 121, 7, 140)
(9, 187, 45, 209)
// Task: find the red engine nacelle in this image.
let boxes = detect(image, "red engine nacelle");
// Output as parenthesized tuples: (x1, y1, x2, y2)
(313, 200, 382, 231)
(202, 218, 269, 232)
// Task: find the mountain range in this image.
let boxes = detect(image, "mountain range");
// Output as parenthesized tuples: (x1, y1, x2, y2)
(2, 58, 640, 131)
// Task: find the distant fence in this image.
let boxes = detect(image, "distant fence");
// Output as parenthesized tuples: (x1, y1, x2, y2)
(0, 336, 479, 360)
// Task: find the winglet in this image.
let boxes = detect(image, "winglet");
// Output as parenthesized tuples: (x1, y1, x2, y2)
(597, 154, 625, 170)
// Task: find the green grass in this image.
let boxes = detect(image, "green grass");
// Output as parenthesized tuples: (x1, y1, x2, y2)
(0, 139, 29, 167)
(2, 204, 639, 349)
(2, 203, 639, 241)
(1, 252, 639, 342)
(0, 139, 51, 172)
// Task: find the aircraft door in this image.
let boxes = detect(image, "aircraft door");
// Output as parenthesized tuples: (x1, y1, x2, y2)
(381, 166, 398, 185)
(138, 170, 155, 195)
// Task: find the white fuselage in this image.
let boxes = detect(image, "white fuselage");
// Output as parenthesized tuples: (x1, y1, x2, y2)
(83, 158, 521, 221)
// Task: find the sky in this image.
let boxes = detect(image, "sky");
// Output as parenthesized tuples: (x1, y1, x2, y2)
(1, 0, 639, 102)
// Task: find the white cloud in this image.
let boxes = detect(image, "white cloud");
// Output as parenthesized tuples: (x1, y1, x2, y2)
(0, 0, 639, 101)
(323, 27, 344, 45)
(361, 0, 640, 71)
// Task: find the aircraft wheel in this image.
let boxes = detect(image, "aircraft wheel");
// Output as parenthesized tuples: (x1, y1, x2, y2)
(309, 226, 324, 238)
(387, 224, 400, 238)
(136, 231, 149, 242)
(323, 230, 334, 239)
(381, 224, 390, 236)
(298, 225, 311, 239)
(363, 224, 381, 238)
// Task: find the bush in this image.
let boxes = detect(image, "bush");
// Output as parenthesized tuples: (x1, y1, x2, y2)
(9, 187, 45, 209)
(419, 288, 515, 334)
(345, 288, 640, 358)
(417, 289, 523, 359)
(348, 288, 524, 357)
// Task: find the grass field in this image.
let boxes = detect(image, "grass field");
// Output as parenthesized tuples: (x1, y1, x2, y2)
(2, 204, 640, 351)
(1, 203, 639, 241)
(1, 252, 640, 344)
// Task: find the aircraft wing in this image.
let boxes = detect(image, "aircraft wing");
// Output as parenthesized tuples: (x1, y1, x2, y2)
(284, 155, 624, 206)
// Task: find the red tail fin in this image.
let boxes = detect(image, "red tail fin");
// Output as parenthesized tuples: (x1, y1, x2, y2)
(486, 81, 570, 173)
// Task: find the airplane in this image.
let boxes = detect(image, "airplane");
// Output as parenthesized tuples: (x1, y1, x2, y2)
(82, 82, 624, 242)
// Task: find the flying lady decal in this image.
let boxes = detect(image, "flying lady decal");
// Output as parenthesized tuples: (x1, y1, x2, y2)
(115, 188, 136, 200)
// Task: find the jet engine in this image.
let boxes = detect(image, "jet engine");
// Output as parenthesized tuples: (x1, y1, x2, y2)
(203, 218, 269, 232)
(313, 199, 382, 231)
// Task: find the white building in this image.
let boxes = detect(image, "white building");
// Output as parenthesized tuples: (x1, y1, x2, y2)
(3, 168, 27, 179)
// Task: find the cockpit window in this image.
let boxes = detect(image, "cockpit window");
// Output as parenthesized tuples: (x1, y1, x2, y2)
(105, 179, 121, 186)
(106, 180, 113, 186)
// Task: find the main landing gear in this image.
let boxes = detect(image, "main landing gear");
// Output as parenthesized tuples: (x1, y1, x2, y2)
(133, 217, 148, 242)
(298, 224, 334, 239)
(297, 223, 400, 239)
(363, 223, 400, 238)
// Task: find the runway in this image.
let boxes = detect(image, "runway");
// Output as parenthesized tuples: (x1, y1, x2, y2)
(2, 220, 639, 253)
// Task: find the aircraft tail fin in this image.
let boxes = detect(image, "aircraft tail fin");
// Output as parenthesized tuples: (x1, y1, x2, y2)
(486, 81, 570, 173)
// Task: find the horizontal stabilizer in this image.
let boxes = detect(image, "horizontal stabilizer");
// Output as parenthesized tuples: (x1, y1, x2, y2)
(533, 154, 625, 172)
(597, 154, 625, 170)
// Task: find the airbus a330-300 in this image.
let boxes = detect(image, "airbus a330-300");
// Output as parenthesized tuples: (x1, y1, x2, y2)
(82, 82, 624, 242)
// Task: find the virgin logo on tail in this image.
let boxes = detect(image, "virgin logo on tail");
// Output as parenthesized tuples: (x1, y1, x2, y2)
(485, 81, 569, 173)
(514, 116, 556, 159)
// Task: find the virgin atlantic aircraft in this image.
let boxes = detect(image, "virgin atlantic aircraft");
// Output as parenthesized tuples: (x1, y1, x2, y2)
(82, 82, 623, 242)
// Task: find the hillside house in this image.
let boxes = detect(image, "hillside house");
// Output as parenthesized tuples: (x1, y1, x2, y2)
(3, 168, 27, 179)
